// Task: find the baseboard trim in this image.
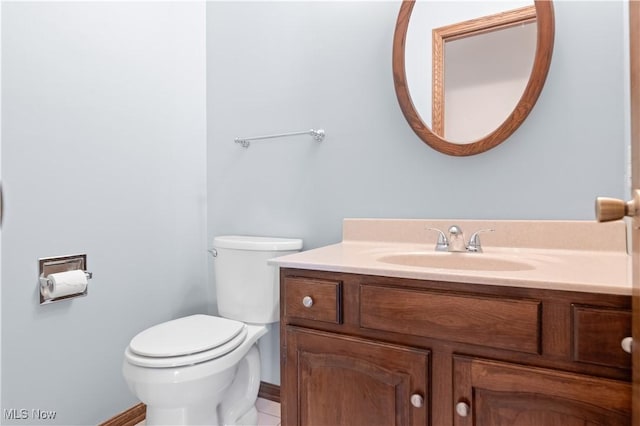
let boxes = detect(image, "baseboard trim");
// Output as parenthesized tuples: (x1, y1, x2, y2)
(99, 403, 146, 426)
(258, 381, 281, 403)
(101, 382, 280, 425)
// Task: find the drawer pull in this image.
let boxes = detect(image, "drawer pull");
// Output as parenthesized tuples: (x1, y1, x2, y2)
(621, 336, 633, 354)
(455, 401, 470, 417)
(410, 393, 424, 408)
(302, 296, 314, 308)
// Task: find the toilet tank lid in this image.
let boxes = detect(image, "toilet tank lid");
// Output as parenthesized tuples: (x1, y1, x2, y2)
(213, 235, 303, 251)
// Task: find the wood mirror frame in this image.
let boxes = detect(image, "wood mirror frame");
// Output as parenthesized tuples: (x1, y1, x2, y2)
(392, 0, 555, 156)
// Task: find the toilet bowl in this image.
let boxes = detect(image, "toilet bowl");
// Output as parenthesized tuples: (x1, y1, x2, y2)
(122, 235, 302, 425)
(123, 315, 267, 425)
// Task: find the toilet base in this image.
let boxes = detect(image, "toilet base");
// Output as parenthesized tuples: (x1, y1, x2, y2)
(144, 398, 258, 426)
(146, 405, 217, 426)
(235, 407, 258, 425)
(144, 398, 258, 425)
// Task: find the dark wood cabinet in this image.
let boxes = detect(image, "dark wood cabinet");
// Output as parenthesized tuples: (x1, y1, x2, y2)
(571, 305, 632, 369)
(453, 356, 631, 426)
(281, 269, 632, 426)
(283, 328, 429, 426)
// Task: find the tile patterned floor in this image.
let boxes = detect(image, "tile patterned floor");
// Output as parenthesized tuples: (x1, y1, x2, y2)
(256, 398, 281, 426)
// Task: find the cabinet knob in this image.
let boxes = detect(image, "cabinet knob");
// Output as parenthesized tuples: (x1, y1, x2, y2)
(410, 393, 424, 408)
(302, 296, 314, 308)
(455, 401, 470, 417)
(621, 336, 633, 354)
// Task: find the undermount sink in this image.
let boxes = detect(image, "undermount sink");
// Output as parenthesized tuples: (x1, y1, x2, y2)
(377, 252, 535, 272)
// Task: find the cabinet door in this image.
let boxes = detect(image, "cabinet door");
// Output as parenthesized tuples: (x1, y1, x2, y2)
(283, 327, 429, 426)
(453, 356, 631, 426)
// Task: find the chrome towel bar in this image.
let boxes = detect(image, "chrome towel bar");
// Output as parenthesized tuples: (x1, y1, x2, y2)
(235, 128, 325, 148)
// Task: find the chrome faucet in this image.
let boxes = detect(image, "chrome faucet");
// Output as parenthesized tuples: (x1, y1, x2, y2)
(447, 225, 467, 252)
(426, 226, 494, 253)
(467, 228, 494, 253)
(426, 227, 449, 252)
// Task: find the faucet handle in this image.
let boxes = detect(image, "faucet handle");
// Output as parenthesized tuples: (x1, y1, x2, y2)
(448, 225, 463, 236)
(467, 229, 494, 253)
(426, 227, 449, 252)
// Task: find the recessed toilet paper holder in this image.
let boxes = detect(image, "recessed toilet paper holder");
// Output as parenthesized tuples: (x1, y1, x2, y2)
(38, 254, 93, 305)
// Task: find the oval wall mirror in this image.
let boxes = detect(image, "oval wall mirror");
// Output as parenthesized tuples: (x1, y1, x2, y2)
(393, 0, 555, 156)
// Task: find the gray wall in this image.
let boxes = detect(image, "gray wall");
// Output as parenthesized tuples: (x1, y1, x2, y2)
(206, 0, 628, 384)
(2, 2, 207, 424)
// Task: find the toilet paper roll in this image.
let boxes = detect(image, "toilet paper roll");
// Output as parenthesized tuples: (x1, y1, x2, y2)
(46, 270, 88, 298)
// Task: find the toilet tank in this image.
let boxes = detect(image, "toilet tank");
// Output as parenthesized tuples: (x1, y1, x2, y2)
(212, 235, 303, 324)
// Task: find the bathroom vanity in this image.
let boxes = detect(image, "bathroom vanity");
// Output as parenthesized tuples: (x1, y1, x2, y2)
(274, 219, 632, 426)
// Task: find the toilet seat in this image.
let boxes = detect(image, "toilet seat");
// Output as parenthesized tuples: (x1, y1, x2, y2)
(125, 314, 248, 368)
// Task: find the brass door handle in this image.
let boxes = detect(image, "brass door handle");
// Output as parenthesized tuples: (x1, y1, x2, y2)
(595, 190, 640, 221)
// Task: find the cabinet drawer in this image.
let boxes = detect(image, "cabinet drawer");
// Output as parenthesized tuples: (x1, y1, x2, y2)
(284, 277, 342, 324)
(360, 285, 541, 354)
(572, 305, 631, 369)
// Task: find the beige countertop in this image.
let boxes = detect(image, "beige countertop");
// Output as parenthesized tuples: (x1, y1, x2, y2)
(270, 219, 631, 295)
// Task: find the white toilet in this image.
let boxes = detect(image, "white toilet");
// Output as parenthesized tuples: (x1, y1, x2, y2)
(122, 235, 302, 426)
